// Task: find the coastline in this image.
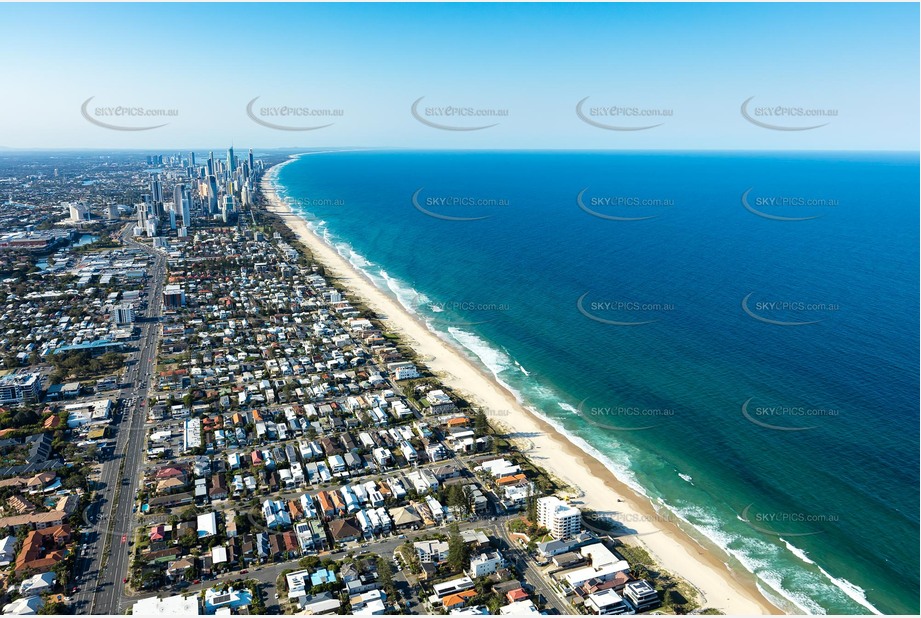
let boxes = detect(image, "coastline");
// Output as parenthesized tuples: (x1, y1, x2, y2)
(260, 156, 783, 616)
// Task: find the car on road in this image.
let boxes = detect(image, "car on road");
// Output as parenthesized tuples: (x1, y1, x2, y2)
(240, 570, 248, 574)
(193, 579, 201, 584)
(71, 587, 80, 593)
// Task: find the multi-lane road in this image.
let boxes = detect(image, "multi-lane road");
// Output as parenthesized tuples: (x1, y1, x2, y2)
(69, 228, 569, 615)
(71, 227, 167, 614)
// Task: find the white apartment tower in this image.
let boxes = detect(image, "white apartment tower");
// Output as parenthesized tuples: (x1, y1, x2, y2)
(68, 201, 90, 222)
(537, 496, 581, 540)
(112, 304, 135, 326)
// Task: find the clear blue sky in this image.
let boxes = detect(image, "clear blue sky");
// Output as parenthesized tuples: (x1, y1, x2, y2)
(0, 2, 917, 150)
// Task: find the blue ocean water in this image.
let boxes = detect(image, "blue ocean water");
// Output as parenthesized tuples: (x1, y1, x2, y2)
(275, 151, 919, 615)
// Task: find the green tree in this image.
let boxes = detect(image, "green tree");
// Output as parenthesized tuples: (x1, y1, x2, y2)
(139, 571, 162, 589)
(461, 486, 474, 517)
(11, 408, 39, 427)
(52, 556, 73, 587)
(474, 410, 489, 436)
(376, 557, 393, 592)
(178, 530, 198, 552)
(525, 485, 538, 526)
(298, 555, 320, 570)
(446, 484, 466, 519)
(39, 602, 70, 615)
(183, 564, 199, 581)
(446, 522, 469, 573)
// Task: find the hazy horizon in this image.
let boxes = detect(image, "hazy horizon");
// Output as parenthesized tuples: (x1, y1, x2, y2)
(0, 2, 917, 150)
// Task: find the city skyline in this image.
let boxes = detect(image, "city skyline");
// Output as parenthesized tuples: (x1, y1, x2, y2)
(0, 2, 916, 613)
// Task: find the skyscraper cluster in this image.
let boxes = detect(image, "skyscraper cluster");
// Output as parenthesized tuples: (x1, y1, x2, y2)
(134, 147, 263, 239)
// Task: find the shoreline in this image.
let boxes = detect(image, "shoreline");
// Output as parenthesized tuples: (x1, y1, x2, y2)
(259, 156, 783, 616)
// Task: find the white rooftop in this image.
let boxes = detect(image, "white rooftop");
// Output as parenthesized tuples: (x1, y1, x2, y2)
(131, 594, 200, 616)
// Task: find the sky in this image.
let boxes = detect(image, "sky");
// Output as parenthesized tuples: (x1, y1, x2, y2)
(0, 2, 917, 150)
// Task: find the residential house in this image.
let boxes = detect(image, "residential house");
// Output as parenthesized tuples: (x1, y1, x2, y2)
(329, 517, 361, 544)
(623, 580, 660, 613)
(414, 539, 449, 564)
(468, 551, 505, 578)
(197, 512, 218, 538)
(209, 474, 228, 500)
(585, 589, 634, 615)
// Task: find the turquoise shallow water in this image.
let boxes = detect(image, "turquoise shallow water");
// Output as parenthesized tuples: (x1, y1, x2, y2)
(276, 150, 919, 614)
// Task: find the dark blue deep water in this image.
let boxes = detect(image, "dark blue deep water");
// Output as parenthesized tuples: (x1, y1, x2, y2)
(276, 151, 919, 614)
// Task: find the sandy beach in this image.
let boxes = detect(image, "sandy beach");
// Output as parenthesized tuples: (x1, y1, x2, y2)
(260, 156, 782, 615)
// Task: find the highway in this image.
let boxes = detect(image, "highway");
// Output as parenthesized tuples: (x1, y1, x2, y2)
(70, 229, 570, 615)
(71, 226, 167, 615)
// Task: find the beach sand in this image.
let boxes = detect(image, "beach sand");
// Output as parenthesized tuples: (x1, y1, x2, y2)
(260, 157, 782, 615)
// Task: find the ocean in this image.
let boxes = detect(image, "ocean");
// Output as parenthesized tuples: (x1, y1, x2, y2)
(274, 150, 919, 615)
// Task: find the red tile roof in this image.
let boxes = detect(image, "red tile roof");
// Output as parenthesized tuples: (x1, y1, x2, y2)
(507, 588, 529, 602)
(16, 525, 71, 571)
(443, 590, 477, 609)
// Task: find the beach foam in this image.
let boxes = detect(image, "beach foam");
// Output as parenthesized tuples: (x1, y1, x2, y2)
(263, 159, 788, 616)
